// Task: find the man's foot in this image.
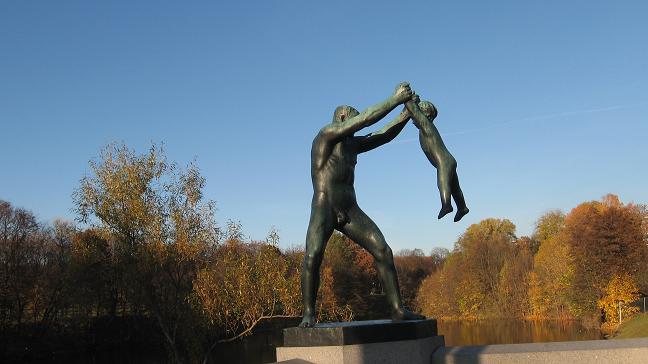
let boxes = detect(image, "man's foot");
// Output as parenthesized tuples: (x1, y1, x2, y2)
(392, 307, 426, 321)
(454, 207, 469, 222)
(299, 313, 316, 328)
(438, 205, 453, 220)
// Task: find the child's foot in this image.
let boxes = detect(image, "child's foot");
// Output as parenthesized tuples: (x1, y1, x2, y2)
(454, 207, 469, 222)
(438, 205, 453, 220)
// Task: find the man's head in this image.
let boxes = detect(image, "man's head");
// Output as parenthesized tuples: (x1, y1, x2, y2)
(419, 101, 437, 120)
(332, 105, 359, 124)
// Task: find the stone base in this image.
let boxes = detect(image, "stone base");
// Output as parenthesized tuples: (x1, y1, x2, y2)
(432, 337, 648, 364)
(277, 335, 444, 364)
(276, 319, 444, 364)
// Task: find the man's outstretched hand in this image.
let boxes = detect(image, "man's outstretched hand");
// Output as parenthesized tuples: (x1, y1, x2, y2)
(394, 82, 413, 103)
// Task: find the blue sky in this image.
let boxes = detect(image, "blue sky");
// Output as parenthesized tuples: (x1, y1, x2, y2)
(1, 1, 647, 251)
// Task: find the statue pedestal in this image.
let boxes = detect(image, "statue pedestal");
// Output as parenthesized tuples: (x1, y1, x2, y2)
(276, 319, 444, 364)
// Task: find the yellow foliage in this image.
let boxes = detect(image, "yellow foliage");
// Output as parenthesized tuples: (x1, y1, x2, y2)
(528, 235, 574, 319)
(455, 278, 484, 320)
(193, 241, 302, 337)
(598, 273, 640, 326)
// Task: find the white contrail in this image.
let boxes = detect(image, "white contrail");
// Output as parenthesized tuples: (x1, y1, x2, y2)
(392, 101, 647, 144)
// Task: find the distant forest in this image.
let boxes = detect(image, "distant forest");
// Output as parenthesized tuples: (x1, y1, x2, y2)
(2, 143, 647, 362)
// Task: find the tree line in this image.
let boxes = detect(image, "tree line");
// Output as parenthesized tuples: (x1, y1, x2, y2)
(417, 195, 648, 333)
(1, 143, 646, 362)
(0, 143, 442, 362)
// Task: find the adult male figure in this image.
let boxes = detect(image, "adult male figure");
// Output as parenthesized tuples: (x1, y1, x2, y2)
(301, 82, 425, 327)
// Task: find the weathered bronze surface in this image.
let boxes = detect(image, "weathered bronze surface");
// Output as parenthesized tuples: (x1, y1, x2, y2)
(406, 97, 469, 222)
(300, 82, 468, 327)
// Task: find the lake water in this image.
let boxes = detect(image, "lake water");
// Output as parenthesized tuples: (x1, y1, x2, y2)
(438, 319, 603, 346)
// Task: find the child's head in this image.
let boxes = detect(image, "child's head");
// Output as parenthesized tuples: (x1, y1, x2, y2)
(419, 101, 437, 120)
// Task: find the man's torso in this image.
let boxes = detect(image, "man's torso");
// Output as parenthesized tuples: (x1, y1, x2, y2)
(311, 134, 359, 210)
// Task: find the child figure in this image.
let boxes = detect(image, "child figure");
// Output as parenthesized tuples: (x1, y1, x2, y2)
(405, 96, 469, 222)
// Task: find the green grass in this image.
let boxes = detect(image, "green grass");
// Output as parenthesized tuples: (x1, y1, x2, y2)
(613, 313, 648, 339)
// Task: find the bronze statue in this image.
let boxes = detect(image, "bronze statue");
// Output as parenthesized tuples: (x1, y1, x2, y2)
(300, 82, 468, 327)
(406, 97, 469, 222)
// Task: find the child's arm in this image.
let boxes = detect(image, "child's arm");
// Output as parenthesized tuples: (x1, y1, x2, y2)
(405, 100, 450, 155)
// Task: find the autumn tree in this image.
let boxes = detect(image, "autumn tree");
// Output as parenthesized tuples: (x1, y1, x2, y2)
(497, 236, 533, 318)
(417, 252, 463, 319)
(527, 210, 575, 319)
(73, 143, 219, 363)
(417, 219, 524, 319)
(394, 249, 438, 310)
(429, 247, 450, 268)
(0, 201, 43, 332)
(563, 195, 648, 317)
(32, 220, 76, 330)
(69, 229, 112, 319)
(318, 232, 377, 320)
(528, 235, 574, 319)
(455, 218, 517, 316)
(193, 230, 302, 363)
(531, 210, 565, 247)
(597, 273, 640, 330)
(0, 202, 78, 341)
(194, 224, 301, 336)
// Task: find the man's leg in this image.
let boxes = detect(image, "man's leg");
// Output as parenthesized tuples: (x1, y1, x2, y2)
(300, 195, 334, 327)
(341, 205, 425, 320)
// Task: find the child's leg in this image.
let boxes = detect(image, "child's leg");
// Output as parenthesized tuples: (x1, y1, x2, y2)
(437, 163, 453, 219)
(416, 122, 457, 220)
(451, 170, 469, 222)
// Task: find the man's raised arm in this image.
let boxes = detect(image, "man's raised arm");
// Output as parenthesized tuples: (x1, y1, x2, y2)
(356, 109, 410, 153)
(320, 82, 413, 141)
